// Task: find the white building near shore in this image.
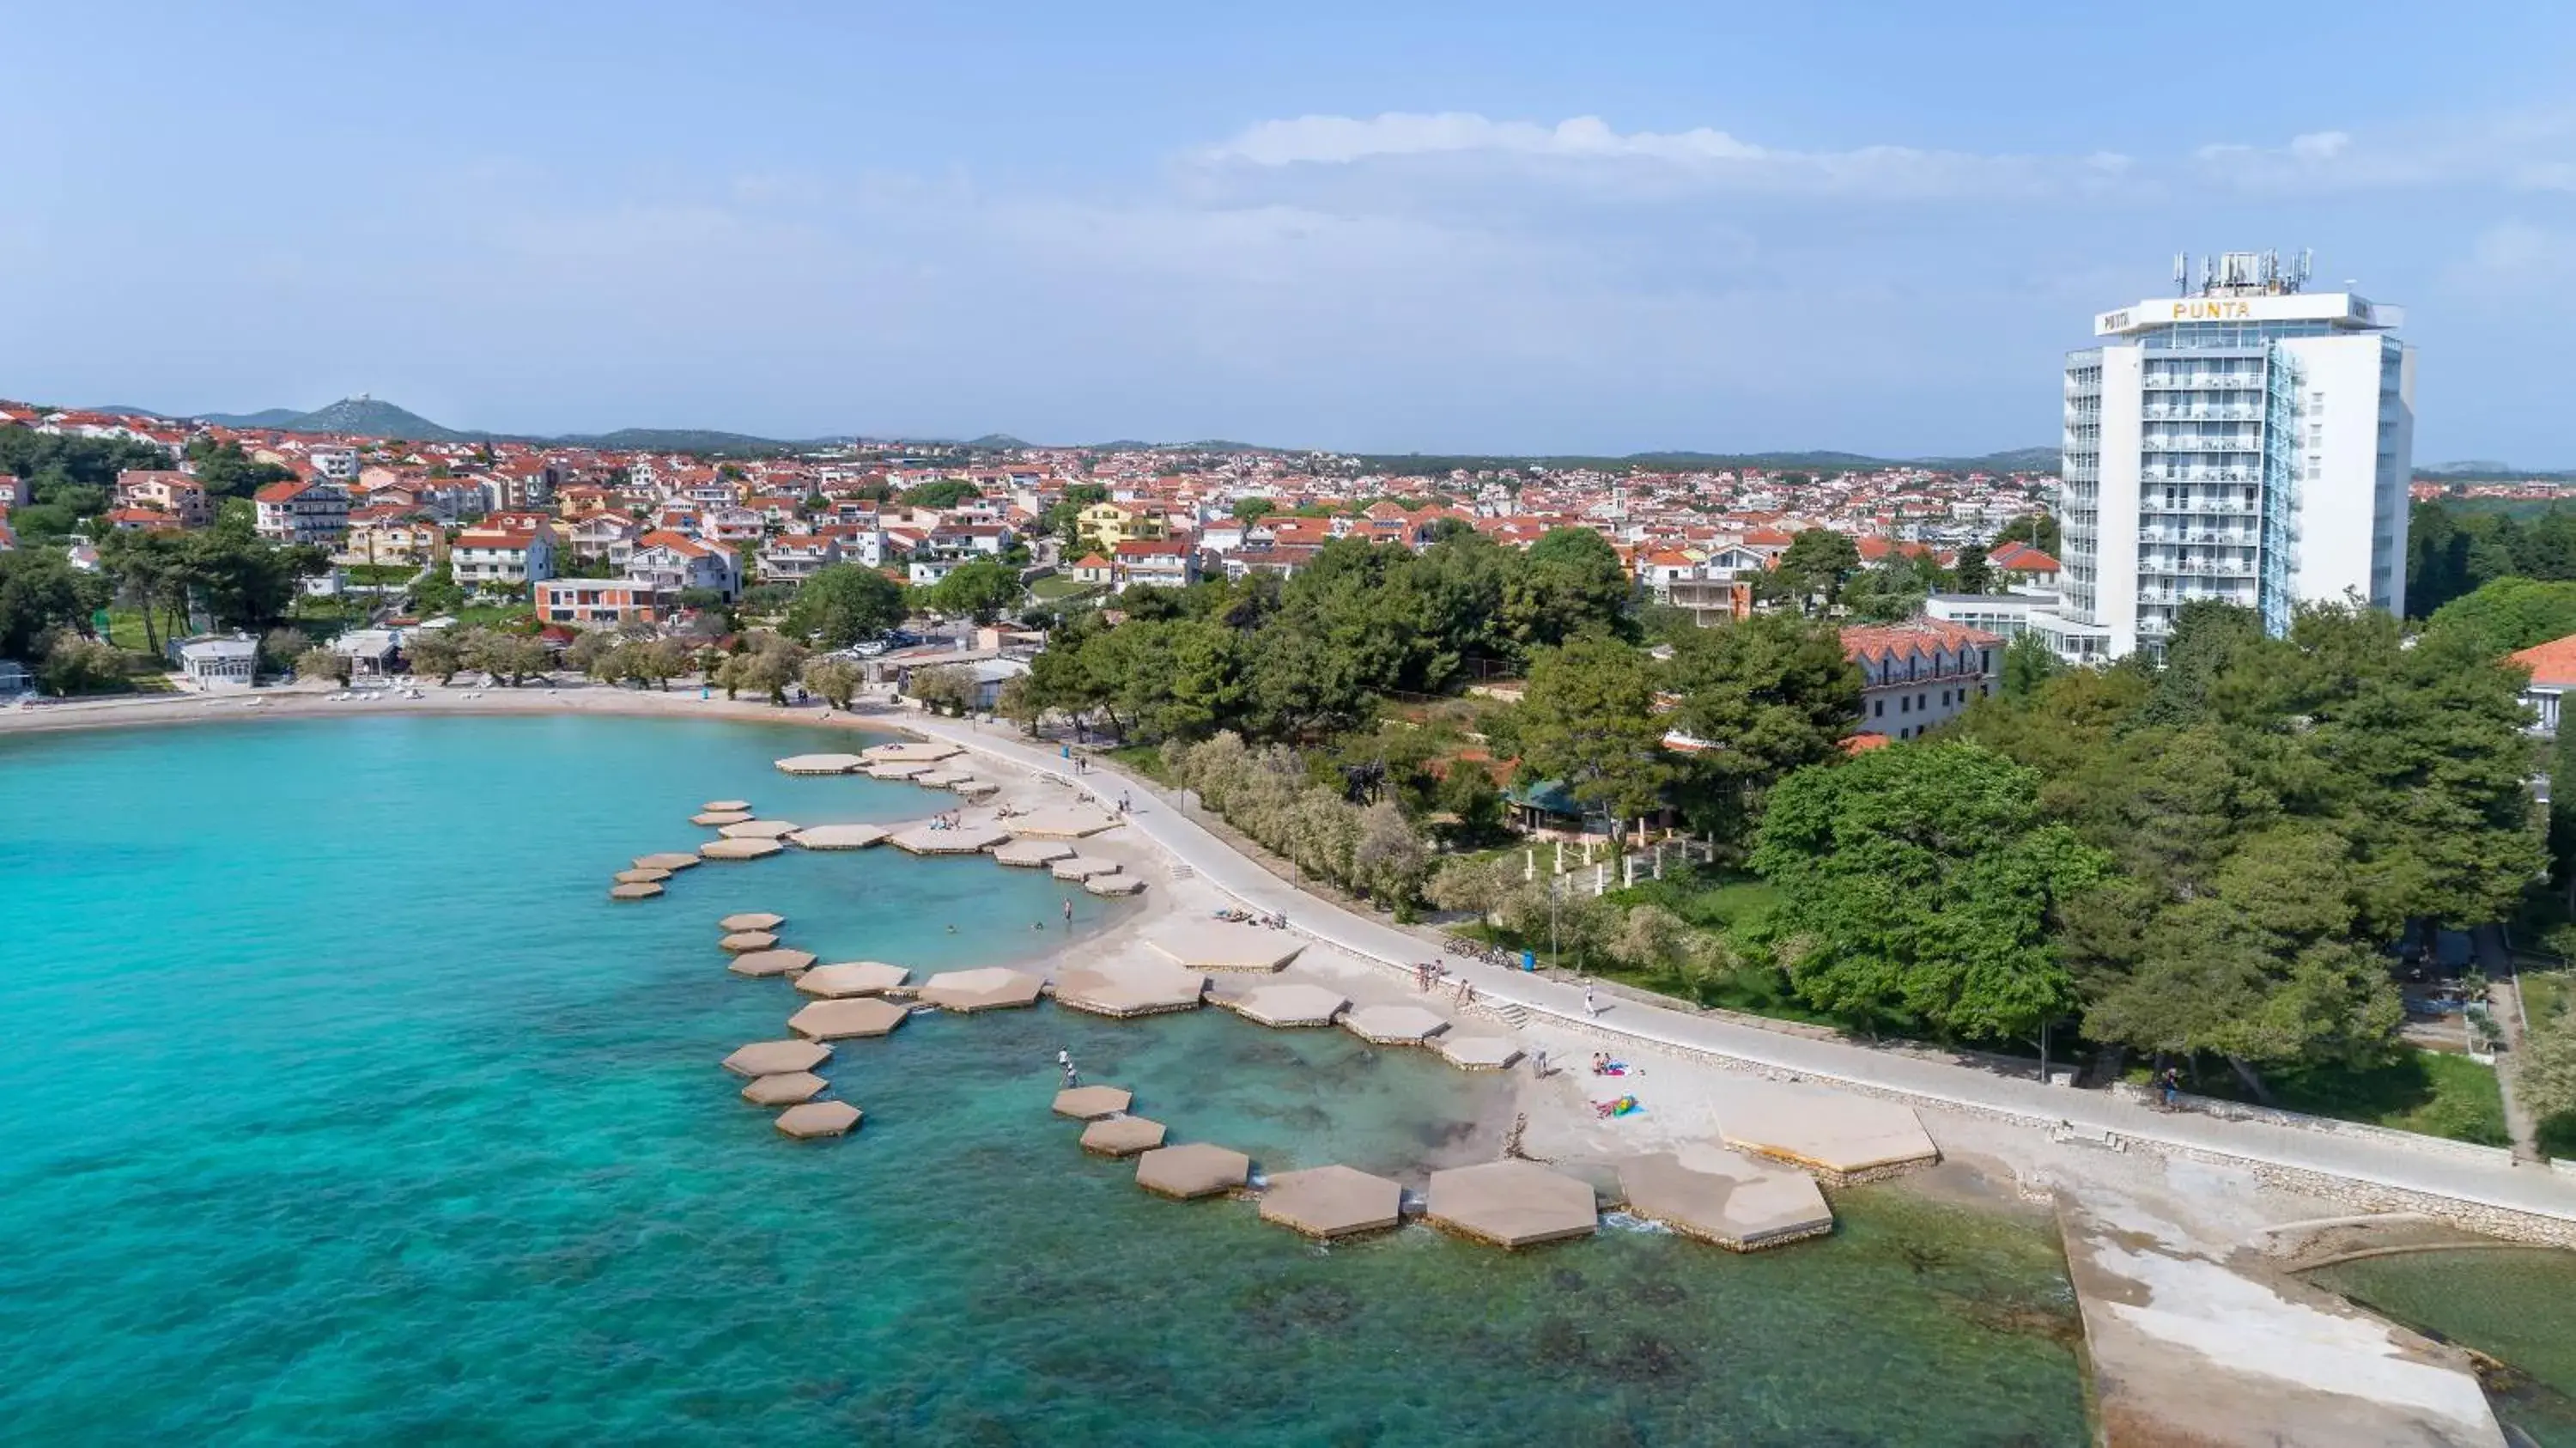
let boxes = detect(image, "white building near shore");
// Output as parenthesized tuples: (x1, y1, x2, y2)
(2038, 250, 2415, 661)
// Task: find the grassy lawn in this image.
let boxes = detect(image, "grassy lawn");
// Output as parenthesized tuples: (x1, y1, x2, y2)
(1104, 743, 1169, 781)
(2148, 1050, 2512, 1147)
(344, 563, 416, 586)
(2523, 969, 2576, 1159)
(1029, 575, 1103, 602)
(453, 603, 536, 628)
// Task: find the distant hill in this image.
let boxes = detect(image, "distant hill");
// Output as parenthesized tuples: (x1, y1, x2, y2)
(197, 407, 319, 429)
(963, 433, 1030, 449)
(552, 428, 825, 454)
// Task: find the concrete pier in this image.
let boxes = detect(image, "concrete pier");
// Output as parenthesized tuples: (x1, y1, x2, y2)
(866, 760, 934, 781)
(1260, 1165, 1405, 1239)
(1005, 806, 1121, 839)
(788, 997, 911, 1040)
(789, 824, 890, 850)
(1717, 1081, 1939, 1184)
(740, 1072, 828, 1106)
(727, 947, 818, 977)
(722, 1039, 832, 1076)
(1083, 873, 1145, 897)
(692, 810, 753, 826)
(793, 961, 909, 998)
(775, 753, 865, 776)
(633, 852, 701, 871)
(1081, 1116, 1168, 1156)
(1048, 855, 1119, 881)
(699, 837, 784, 861)
(1054, 962, 1207, 1018)
(1341, 1004, 1450, 1045)
(608, 881, 664, 900)
(718, 819, 801, 840)
(1228, 983, 1349, 1027)
(1146, 922, 1303, 973)
(775, 1100, 862, 1138)
(1136, 1143, 1251, 1198)
(862, 741, 961, 764)
(702, 799, 751, 813)
(718, 930, 780, 953)
(720, 911, 786, 933)
(1425, 1161, 1599, 1248)
(918, 966, 1044, 1012)
(1618, 1146, 1834, 1251)
(613, 867, 671, 885)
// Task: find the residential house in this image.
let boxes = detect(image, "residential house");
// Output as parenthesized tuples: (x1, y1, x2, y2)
(450, 520, 558, 591)
(758, 532, 842, 583)
(628, 531, 740, 601)
(1112, 538, 1199, 588)
(538, 579, 673, 627)
(115, 471, 213, 527)
(1844, 618, 2002, 742)
(2511, 633, 2576, 735)
(170, 634, 258, 691)
(1075, 502, 1161, 549)
(1070, 553, 1115, 587)
(340, 508, 442, 567)
(560, 513, 643, 568)
(252, 479, 351, 545)
(1987, 541, 2063, 587)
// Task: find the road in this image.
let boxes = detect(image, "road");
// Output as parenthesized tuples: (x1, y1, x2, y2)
(906, 710, 2576, 1229)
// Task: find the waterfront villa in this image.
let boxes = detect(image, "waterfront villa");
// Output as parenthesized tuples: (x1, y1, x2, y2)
(537, 579, 672, 626)
(170, 634, 258, 690)
(451, 521, 559, 591)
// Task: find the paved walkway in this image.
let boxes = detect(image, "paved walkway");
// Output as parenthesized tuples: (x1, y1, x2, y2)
(908, 713, 2576, 1226)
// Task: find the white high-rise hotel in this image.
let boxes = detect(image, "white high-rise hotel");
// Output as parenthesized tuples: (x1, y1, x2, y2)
(2036, 250, 2415, 660)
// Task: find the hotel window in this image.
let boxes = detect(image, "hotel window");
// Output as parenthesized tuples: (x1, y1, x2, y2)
(1873, 698, 1884, 718)
(1899, 696, 1910, 715)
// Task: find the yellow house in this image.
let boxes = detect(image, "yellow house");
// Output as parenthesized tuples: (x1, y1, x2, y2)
(1075, 502, 1163, 549)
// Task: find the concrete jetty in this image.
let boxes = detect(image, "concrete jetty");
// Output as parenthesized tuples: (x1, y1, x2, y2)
(890, 823, 1011, 855)
(613, 867, 671, 885)
(1260, 1165, 1405, 1239)
(790, 824, 890, 850)
(699, 837, 784, 861)
(1005, 806, 1121, 839)
(1048, 855, 1118, 880)
(1083, 873, 1145, 897)
(794, 961, 909, 998)
(722, 1039, 832, 1076)
(775, 1101, 862, 1138)
(1229, 983, 1349, 1027)
(1618, 1146, 1834, 1251)
(718, 930, 780, 953)
(740, 1072, 828, 1106)
(775, 753, 865, 776)
(1436, 1037, 1524, 1071)
(727, 947, 818, 977)
(918, 966, 1044, 1012)
(718, 819, 801, 840)
(1425, 1161, 1600, 1248)
(1341, 1004, 1450, 1045)
(1136, 1143, 1251, 1199)
(913, 767, 976, 789)
(692, 810, 753, 826)
(864, 741, 962, 764)
(1054, 962, 1208, 1018)
(1146, 922, 1303, 973)
(1081, 1116, 1168, 1156)
(1053, 1086, 1133, 1119)
(992, 838, 1076, 867)
(720, 911, 787, 933)
(788, 997, 911, 1040)
(702, 799, 751, 813)
(954, 780, 1002, 800)
(609, 881, 665, 900)
(633, 852, 701, 871)
(866, 760, 934, 781)
(1717, 1080, 1939, 1184)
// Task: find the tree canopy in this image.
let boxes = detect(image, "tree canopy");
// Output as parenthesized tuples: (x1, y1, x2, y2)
(784, 563, 907, 647)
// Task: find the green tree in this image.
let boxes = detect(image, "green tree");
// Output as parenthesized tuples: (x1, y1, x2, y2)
(1749, 742, 2109, 1047)
(1997, 633, 2061, 698)
(784, 563, 908, 648)
(803, 656, 863, 709)
(922, 557, 1024, 624)
(39, 631, 129, 695)
(0, 549, 108, 660)
(1514, 637, 1676, 845)
(1767, 528, 1862, 613)
(908, 663, 974, 715)
(2424, 575, 2576, 656)
(1504, 526, 1636, 649)
(405, 629, 466, 684)
(1993, 512, 2063, 557)
(900, 478, 981, 509)
(1663, 612, 1861, 844)
(295, 645, 350, 685)
(1953, 544, 1994, 596)
(181, 438, 297, 499)
(1230, 497, 1277, 523)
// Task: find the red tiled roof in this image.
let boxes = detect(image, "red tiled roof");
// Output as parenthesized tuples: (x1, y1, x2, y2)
(2510, 634, 2576, 688)
(1839, 617, 2002, 666)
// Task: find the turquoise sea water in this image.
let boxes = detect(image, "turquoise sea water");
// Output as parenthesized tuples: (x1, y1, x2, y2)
(2307, 1250, 2576, 1446)
(0, 716, 2089, 1445)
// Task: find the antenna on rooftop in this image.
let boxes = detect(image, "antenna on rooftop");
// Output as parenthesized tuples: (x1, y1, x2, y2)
(2173, 252, 2190, 296)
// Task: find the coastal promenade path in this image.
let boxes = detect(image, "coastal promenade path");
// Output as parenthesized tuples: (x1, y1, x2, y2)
(905, 714, 2576, 1231)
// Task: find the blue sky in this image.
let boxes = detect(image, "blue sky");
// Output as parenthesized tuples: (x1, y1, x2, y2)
(9, 2, 2576, 459)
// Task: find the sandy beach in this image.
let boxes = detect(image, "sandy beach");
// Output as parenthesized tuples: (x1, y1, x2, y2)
(3, 677, 2528, 1445)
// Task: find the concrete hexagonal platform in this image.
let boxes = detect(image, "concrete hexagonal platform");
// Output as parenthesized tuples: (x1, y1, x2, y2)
(918, 966, 1044, 1012)
(1146, 922, 1304, 973)
(692, 810, 753, 826)
(719, 819, 801, 840)
(609, 881, 664, 900)
(1716, 1081, 1939, 1184)
(793, 962, 910, 998)
(1048, 855, 1120, 880)
(1054, 962, 1206, 1018)
(718, 930, 780, 953)
(727, 947, 818, 978)
(1083, 873, 1145, 897)
(1080, 1116, 1168, 1157)
(613, 867, 671, 885)
(1259, 1165, 1404, 1239)
(790, 824, 890, 850)
(787, 997, 912, 1040)
(720, 911, 786, 933)
(739, 1072, 828, 1106)
(633, 852, 701, 871)
(1342, 1004, 1450, 1045)
(1136, 1143, 1251, 1199)
(1230, 983, 1349, 1028)
(775, 1100, 862, 1137)
(1425, 1161, 1598, 1248)
(1052, 1085, 1133, 1119)
(722, 1039, 831, 1077)
(890, 824, 1012, 855)
(1619, 1145, 1834, 1251)
(775, 753, 864, 776)
(1436, 1037, 1523, 1071)
(992, 837, 1077, 867)
(700, 837, 784, 861)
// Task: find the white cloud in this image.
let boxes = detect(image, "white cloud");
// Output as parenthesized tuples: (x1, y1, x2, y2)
(2195, 113, 2576, 193)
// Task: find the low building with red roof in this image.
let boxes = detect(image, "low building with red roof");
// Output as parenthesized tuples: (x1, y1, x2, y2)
(1842, 617, 2002, 741)
(2508, 633, 2576, 734)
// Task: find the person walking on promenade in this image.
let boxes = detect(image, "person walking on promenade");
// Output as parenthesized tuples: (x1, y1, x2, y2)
(1583, 983, 1600, 1019)
(2158, 1066, 2182, 1110)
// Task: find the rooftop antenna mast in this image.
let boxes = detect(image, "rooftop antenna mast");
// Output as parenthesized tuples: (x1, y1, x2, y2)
(2173, 252, 2190, 297)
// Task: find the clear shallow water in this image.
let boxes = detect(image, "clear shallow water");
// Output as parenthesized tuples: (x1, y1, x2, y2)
(2308, 1250, 2576, 1446)
(0, 716, 2090, 1446)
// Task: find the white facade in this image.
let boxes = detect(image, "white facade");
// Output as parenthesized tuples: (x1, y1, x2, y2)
(2044, 256, 2414, 660)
